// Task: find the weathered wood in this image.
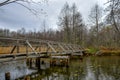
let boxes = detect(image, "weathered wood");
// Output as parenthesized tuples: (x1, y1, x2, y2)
(24, 76, 30, 80)
(30, 58, 32, 68)
(0, 37, 84, 63)
(51, 56, 69, 59)
(58, 43, 66, 52)
(10, 45, 17, 54)
(46, 45, 50, 53)
(47, 43, 57, 53)
(35, 46, 39, 50)
(5, 72, 10, 80)
(26, 45, 28, 56)
(36, 57, 41, 69)
(50, 56, 69, 67)
(16, 40, 19, 53)
(26, 40, 37, 54)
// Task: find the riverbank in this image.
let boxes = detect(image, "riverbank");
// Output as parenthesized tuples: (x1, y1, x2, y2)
(85, 48, 120, 56)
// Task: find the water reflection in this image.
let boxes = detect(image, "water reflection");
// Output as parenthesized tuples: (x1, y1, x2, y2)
(84, 56, 120, 80)
(30, 56, 120, 80)
(0, 60, 36, 80)
(90, 56, 120, 80)
(0, 56, 120, 80)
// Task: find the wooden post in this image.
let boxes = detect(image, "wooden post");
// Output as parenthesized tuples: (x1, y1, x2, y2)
(66, 59, 69, 67)
(30, 58, 32, 68)
(26, 58, 30, 67)
(26, 45, 28, 55)
(37, 57, 41, 70)
(16, 40, 19, 53)
(35, 58, 38, 67)
(24, 76, 30, 80)
(5, 72, 10, 80)
(35, 57, 41, 69)
(80, 57, 83, 62)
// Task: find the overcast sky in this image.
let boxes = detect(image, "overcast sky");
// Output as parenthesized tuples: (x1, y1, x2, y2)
(0, 0, 107, 32)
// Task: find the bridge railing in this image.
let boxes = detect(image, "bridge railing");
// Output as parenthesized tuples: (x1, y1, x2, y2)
(0, 37, 84, 59)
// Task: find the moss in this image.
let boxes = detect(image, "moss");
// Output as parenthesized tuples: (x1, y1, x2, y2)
(85, 48, 99, 54)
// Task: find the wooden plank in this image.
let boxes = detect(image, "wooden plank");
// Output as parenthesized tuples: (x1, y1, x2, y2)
(51, 56, 69, 59)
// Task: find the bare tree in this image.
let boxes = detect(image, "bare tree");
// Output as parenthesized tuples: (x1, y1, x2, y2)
(0, 0, 47, 15)
(106, 0, 120, 34)
(70, 3, 85, 45)
(71, 3, 78, 44)
(42, 19, 47, 39)
(58, 3, 86, 45)
(58, 2, 71, 43)
(89, 3, 103, 48)
(105, 0, 120, 47)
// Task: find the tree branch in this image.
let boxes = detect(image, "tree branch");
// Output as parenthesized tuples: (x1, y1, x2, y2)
(0, 0, 47, 16)
(15, 2, 38, 16)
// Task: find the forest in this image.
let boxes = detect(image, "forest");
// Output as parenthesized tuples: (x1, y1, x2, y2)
(0, 1, 120, 80)
(0, 0, 120, 54)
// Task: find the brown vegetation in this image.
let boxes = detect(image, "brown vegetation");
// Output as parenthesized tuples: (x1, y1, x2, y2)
(100, 47, 120, 56)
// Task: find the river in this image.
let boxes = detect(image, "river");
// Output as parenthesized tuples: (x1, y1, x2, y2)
(0, 56, 120, 80)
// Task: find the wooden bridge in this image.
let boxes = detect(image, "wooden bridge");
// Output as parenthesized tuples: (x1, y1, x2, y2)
(0, 37, 85, 80)
(0, 37, 84, 62)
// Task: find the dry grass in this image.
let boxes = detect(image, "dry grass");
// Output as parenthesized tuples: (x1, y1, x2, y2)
(99, 47, 120, 56)
(85, 47, 120, 56)
(100, 49, 120, 55)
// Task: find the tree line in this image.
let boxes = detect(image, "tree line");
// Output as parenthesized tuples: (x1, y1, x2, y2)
(0, 28, 63, 41)
(87, 0, 120, 48)
(57, 0, 120, 48)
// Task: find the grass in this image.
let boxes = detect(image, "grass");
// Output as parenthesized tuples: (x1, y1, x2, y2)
(99, 46, 120, 55)
(85, 48, 99, 54)
(85, 47, 120, 56)
(100, 49, 120, 56)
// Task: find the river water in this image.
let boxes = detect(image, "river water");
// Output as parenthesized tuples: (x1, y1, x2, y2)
(0, 56, 120, 80)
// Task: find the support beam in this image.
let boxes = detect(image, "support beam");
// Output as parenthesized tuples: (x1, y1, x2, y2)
(62, 44, 72, 53)
(26, 40, 37, 54)
(35, 46, 39, 50)
(47, 43, 57, 53)
(67, 44, 74, 52)
(16, 40, 19, 53)
(58, 43, 66, 52)
(5, 72, 10, 80)
(26, 45, 28, 57)
(10, 45, 16, 54)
